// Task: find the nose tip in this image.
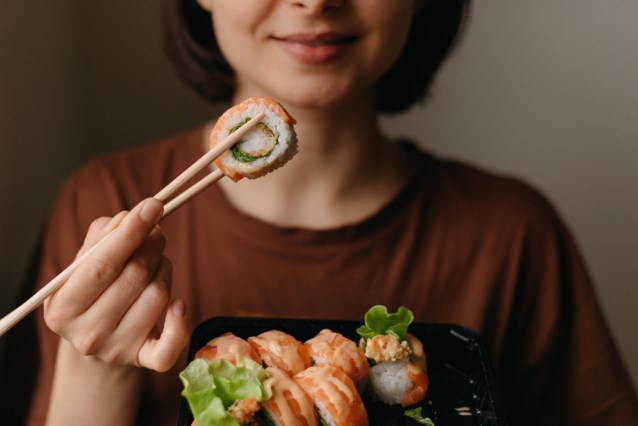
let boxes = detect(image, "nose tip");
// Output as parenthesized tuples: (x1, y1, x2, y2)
(290, 0, 345, 16)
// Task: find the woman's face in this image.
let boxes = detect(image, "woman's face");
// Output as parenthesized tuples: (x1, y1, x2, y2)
(198, 0, 418, 110)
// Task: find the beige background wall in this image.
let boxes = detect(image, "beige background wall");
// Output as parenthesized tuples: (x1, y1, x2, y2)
(1, 1, 636, 389)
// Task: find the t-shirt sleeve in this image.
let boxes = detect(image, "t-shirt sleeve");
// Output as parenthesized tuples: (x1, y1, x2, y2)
(497, 196, 638, 425)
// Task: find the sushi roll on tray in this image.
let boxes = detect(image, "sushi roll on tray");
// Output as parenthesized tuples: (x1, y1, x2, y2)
(357, 305, 430, 407)
(304, 329, 370, 391)
(294, 365, 369, 426)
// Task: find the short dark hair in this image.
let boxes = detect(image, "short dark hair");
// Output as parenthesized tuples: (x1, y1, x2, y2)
(161, 0, 471, 114)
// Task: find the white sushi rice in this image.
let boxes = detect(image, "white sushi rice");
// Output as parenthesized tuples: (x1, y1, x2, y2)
(216, 100, 298, 179)
(309, 355, 329, 367)
(369, 360, 411, 405)
(314, 399, 336, 426)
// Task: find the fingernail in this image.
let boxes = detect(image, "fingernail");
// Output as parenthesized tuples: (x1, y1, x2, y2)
(140, 198, 163, 224)
(172, 300, 186, 318)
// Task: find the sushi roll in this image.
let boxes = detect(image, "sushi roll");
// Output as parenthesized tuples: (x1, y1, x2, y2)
(304, 329, 370, 391)
(294, 365, 369, 426)
(195, 332, 262, 365)
(210, 96, 298, 181)
(357, 305, 430, 407)
(259, 367, 319, 426)
(248, 330, 311, 377)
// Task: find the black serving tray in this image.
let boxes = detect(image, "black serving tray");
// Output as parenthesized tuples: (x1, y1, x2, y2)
(177, 317, 507, 426)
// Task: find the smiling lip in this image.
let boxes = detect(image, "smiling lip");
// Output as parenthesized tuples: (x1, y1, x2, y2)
(273, 32, 357, 65)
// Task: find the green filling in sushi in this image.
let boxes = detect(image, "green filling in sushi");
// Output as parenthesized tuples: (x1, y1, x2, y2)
(230, 117, 278, 163)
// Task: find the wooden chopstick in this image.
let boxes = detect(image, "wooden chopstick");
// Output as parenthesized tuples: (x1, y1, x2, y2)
(0, 112, 265, 337)
(155, 111, 264, 205)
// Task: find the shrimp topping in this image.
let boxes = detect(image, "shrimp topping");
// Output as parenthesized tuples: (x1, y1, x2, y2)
(363, 335, 412, 363)
(227, 397, 260, 424)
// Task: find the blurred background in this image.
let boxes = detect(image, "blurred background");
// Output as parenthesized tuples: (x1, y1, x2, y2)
(1, 0, 636, 390)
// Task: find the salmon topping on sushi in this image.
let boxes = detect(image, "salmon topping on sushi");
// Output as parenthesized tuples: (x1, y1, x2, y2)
(294, 365, 369, 426)
(405, 333, 427, 370)
(402, 363, 429, 407)
(261, 367, 319, 426)
(248, 330, 311, 377)
(195, 332, 262, 365)
(304, 329, 370, 387)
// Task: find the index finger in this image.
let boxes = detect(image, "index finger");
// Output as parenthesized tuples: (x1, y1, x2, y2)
(51, 198, 164, 316)
(77, 210, 128, 257)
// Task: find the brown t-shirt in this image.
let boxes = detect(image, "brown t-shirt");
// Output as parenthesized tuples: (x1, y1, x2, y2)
(8, 126, 638, 424)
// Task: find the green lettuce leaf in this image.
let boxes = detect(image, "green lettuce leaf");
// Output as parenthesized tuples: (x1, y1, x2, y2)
(404, 407, 435, 425)
(356, 305, 414, 345)
(179, 357, 272, 426)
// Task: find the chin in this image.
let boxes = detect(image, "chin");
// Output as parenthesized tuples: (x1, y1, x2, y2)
(278, 84, 365, 112)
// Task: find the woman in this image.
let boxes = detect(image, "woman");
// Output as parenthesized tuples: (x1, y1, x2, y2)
(13, 0, 638, 425)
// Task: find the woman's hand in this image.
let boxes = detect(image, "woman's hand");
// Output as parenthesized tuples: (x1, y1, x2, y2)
(43, 198, 190, 372)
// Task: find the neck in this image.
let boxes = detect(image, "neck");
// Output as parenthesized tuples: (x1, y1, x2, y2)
(214, 96, 412, 229)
